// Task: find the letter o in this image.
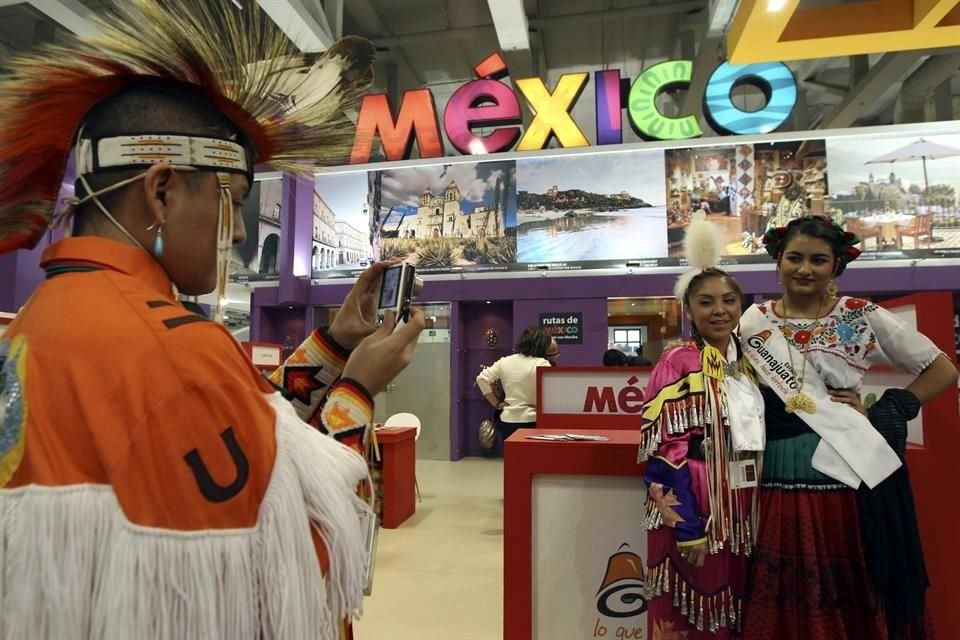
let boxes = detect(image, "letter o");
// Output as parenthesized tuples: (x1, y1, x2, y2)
(703, 61, 797, 135)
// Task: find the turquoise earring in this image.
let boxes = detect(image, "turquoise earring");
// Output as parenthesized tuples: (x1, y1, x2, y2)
(147, 221, 165, 257)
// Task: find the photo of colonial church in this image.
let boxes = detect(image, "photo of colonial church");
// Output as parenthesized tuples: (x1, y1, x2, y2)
(371, 160, 518, 270)
(396, 181, 506, 239)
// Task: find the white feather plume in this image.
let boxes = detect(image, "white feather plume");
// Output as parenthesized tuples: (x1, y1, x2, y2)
(673, 212, 724, 300)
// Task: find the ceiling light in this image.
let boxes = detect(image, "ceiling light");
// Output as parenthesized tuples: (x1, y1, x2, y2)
(469, 139, 488, 155)
(485, 300, 492, 304)
(707, 0, 738, 37)
(487, 0, 530, 51)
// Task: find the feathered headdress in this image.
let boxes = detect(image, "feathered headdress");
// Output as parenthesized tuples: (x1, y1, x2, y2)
(0, 0, 375, 255)
(673, 212, 724, 300)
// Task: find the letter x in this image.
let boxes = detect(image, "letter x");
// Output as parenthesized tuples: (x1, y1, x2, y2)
(515, 73, 590, 151)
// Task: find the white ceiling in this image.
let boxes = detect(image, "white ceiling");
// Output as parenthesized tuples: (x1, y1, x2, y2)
(0, 0, 956, 320)
(0, 0, 956, 137)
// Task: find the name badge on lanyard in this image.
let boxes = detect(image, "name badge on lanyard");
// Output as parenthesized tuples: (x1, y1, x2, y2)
(729, 459, 759, 489)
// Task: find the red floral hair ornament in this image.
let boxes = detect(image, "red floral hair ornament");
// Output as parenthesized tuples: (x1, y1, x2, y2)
(762, 215, 862, 264)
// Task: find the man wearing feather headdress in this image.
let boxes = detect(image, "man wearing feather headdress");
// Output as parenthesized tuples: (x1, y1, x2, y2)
(0, 2, 422, 638)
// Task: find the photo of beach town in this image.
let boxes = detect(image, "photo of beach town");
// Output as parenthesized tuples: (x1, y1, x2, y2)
(516, 150, 667, 264)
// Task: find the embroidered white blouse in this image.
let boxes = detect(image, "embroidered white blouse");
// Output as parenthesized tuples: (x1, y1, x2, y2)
(752, 296, 943, 391)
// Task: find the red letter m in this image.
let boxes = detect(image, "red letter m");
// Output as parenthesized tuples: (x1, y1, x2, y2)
(350, 90, 445, 164)
(583, 386, 617, 413)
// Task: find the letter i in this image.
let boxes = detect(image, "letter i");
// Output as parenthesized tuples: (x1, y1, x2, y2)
(595, 70, 623, 145)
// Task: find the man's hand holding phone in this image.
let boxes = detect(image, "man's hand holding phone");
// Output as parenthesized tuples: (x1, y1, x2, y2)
(342, 309, 427, 396)
(376, 262, 422, 329)
(328, 260, 401, 351)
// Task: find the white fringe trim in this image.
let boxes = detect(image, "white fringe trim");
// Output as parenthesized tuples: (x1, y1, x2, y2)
(0, 393, 371, 640)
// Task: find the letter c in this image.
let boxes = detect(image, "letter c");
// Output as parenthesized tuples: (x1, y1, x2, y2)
(627, 60, 702, 141)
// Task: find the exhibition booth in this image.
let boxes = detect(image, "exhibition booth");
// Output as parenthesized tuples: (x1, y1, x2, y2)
(239, 119, 960, 461)
(504, 292, 959, 639)
(0, 29, 958, 639)
(219, 116, 960, 637)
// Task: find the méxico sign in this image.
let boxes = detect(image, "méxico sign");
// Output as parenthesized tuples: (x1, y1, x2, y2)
(349, 52, 798, 165)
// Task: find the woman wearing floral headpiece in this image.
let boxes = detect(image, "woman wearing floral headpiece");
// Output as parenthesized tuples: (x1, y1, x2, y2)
(739, 216, 958, 640)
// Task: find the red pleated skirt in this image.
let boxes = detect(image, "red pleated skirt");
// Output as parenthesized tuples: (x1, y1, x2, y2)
(744, 486, 934, 640)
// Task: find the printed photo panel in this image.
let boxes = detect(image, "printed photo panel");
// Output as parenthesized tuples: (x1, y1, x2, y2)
(230, 178, 282, 282)
(369, 160, 518, 273)
(827, 133, 960, 258)
(516, 149, 668, 264)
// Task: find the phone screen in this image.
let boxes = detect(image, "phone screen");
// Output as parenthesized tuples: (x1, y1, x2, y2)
(378, 266, 402, 309)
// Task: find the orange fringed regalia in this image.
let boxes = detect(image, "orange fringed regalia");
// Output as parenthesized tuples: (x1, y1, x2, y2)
(0, 2, 379, 639)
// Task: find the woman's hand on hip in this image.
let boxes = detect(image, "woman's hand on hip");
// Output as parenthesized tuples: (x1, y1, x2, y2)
(828, 388, 867, 417)
(677, 540, 708, 567)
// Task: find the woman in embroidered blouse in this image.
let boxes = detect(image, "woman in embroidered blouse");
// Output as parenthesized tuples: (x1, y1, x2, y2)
(740, 216, 958, 640)
(639, 217, 766, 639)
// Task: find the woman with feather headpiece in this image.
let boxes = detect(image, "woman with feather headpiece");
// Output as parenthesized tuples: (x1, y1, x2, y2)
(638, 214, 765, 638)
(0, 2, 426, 638)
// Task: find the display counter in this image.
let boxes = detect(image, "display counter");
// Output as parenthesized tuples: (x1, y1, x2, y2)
(239, 341, 282, 375)
(374, 426, 417, 529)
(504, 429, 649, 640)
(536, 366, 652, 430)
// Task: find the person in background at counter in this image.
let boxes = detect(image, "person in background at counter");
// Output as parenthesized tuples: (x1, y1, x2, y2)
(604, 348, 629, 367)
(477, 327, 558, 441)
(741, 216, 958, 640)
(632, 344, 653, 366)
(638, 215, 765, 639)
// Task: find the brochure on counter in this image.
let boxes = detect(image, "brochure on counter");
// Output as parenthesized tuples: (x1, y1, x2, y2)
(524, 433, 610, 442)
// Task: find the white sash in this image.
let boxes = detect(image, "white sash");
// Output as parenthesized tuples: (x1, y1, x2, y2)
(740, 306, 901, 489)
(721, 339, 765, 452)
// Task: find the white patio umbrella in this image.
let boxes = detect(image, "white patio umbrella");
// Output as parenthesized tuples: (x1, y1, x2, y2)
(865, 137, 960, 242)
(865, 137, 960, 196)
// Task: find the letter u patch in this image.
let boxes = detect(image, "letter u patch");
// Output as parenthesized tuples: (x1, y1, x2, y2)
(184, 427, 250, 503)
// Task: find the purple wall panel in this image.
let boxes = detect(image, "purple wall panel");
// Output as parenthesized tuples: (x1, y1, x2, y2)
(0, 252, 17, 312)
(456, 301, 513, 459)
(0, 178, 74, 313)
(14, 242, 48, 310)
(287, 265, 960, 320)
(0, 234, 52, 313)
(278, 175, 313, 305)
(513, 297, 608, 367)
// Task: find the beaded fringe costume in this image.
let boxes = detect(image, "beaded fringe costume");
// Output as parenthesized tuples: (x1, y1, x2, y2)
(638, 214, 763, 637)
